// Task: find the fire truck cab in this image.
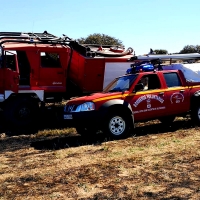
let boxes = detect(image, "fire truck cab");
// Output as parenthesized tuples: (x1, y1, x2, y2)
(0, 31, 72, 129)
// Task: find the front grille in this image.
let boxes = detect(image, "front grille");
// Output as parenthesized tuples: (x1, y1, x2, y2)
(64, 105, 78, 112)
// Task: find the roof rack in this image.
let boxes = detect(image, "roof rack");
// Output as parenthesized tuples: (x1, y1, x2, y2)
(0, 31, 74, 46)
(129, 53, 200, 62)
(0, 31, 134, 58)
(126, 53, 200, 74)
(0, 31, 96, 57)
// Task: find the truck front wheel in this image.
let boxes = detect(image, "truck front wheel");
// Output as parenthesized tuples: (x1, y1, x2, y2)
(4, 97, 39, 129)
(104, 112, 132, 139)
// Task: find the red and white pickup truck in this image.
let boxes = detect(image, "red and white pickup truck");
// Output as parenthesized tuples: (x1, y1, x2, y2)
(63, 69, 200, 139)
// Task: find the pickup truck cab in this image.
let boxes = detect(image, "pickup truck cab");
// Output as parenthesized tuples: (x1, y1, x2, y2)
(63, 69, 200, 139)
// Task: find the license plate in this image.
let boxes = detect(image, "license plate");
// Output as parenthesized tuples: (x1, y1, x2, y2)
(64, 114, 73, 119)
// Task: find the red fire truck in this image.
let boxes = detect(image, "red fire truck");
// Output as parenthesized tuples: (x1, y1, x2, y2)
(0, 31, 134, 128)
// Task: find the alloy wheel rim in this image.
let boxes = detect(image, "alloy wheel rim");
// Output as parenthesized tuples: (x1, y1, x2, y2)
(109, 116, 125, 136)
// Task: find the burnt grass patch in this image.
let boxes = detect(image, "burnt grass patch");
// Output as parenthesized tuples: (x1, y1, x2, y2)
(0, 105, 200, 199)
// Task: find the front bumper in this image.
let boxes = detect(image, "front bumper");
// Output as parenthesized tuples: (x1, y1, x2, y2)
(63, 110, 105, 129)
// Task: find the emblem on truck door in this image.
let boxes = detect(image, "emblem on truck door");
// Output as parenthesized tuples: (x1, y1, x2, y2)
(147, 98, 151, 108)
(133, 94, 165, 114)
(170, 93, 184, 104)
(133, 94, 164, 107)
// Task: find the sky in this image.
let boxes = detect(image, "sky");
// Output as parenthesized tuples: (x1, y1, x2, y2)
(1, 0, 200, 55)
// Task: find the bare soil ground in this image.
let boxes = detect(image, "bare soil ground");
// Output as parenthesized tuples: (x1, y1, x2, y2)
(0, 108, 200, 199)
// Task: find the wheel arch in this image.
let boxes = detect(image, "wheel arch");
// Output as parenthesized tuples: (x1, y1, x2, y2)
(99, 99, 134, 125)
(4, 93, 40, 105)
(191, 90, 200, 109)
(5, 90, 44, 102)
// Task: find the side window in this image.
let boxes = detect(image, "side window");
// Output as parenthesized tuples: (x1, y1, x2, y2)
(5, 51, 17, 71)
(138, 74, 161, 91)
(163, 73, 181, 87)
(40, 52, 61, 68)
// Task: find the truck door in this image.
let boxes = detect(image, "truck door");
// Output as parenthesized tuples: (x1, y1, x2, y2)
(2, 51, 19, 93)
(127, 74, 167, 121)
(83, 59, 104, 92)
(38, 51, 66, 89)
(162, 72, 190, 115)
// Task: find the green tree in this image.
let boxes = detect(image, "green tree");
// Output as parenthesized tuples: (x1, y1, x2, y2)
(77, 33, 123, 46)
(154, 49, 168, 54)
(179, 45, 200, 53)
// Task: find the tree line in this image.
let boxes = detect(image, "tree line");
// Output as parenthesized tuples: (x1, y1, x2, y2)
(77, 33, 199, 54)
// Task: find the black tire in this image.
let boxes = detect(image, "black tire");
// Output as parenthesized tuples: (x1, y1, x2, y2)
(4, 97, 39, 129)
(103, 111, 132, 140)
(191, 105, 200, 125)
(159, 116, 175, 125)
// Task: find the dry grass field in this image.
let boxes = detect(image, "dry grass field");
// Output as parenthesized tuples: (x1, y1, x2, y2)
(0, 107, 200, 199)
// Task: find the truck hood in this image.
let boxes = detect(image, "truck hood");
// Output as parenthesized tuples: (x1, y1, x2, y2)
(68, 92, 125, 105)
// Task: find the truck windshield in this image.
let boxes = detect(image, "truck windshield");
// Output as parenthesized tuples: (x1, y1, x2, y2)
(103, 74, 138, 92)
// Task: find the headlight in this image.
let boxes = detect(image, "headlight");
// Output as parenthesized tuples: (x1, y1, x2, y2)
(75, 102, 95, 112)
(64, 102, 95, 113)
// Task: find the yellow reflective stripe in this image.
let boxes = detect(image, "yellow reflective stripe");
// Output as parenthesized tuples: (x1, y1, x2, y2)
(127, 87, 187, 96)
(93, 95, 123, 102)
(93, 86, 190, 102)
(166, 86, 187, 90)
(190, 85, 200, 88)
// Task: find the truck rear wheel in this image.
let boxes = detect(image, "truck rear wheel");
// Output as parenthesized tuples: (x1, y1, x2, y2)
(4, 97, 39, 129)
(104, 111, 131, 139)
(191, 105, 200, 125)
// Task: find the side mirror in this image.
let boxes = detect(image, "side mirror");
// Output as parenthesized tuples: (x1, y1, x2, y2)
(134, 83, 144, 92)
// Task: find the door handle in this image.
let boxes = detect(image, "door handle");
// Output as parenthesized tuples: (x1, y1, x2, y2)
(159, 92, 164, 95)
(180, 90, 185, 93)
